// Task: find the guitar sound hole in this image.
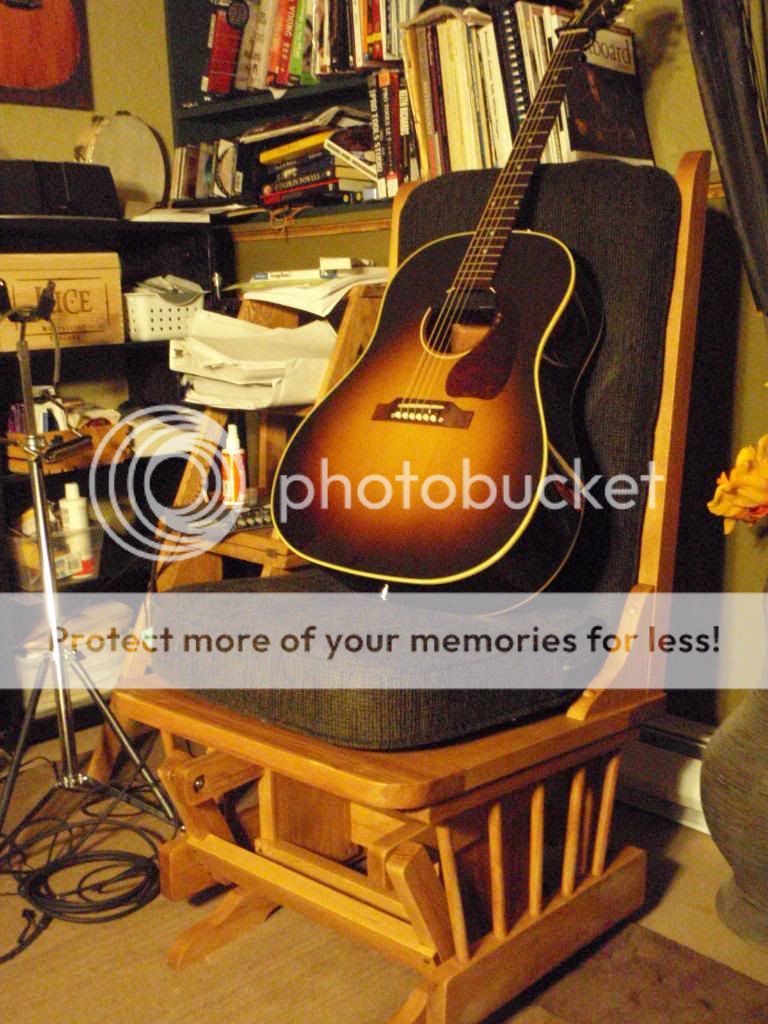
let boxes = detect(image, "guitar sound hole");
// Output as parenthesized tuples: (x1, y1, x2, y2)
(424, 288, 499, 354)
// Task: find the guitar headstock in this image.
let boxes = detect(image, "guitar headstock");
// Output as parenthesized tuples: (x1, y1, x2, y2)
(571, 0, 636, 34)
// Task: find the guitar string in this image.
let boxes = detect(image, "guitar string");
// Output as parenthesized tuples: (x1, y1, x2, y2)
(398, 36, 579, 413)
(402, 32, 587, 415)
(406, 33, 585, 409)
(437, 35, 586, 325)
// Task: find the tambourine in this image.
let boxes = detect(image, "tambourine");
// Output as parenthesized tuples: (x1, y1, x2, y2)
(74, 111, 167, 218)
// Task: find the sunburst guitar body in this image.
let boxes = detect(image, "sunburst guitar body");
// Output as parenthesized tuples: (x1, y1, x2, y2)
(273, 229, 602, 591)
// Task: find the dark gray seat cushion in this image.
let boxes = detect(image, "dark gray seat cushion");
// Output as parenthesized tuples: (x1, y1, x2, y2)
(154, 161, 681, 749)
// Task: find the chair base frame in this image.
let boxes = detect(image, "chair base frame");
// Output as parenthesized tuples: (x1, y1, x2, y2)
(101, 684, 662, 1024)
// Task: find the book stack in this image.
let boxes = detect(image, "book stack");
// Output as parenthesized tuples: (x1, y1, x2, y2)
(402, 5, 508, 177)
(171, 105, 377, 206)
(258, 123, 379, 206)
(367, 67, 419, 198)
(400, 2, 652, 181)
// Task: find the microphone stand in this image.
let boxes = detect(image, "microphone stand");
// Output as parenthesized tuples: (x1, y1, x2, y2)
(0, 286, 175, 846)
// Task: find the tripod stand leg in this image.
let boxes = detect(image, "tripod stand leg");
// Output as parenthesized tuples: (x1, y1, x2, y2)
(66, 657, 177, 822)
(0, 658, 48, 839)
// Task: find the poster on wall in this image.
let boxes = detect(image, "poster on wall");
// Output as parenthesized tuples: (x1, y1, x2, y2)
(0, 0, 93, 109)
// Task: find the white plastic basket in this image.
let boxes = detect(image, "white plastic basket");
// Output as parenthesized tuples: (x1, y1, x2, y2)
(124, 291, 204, 341)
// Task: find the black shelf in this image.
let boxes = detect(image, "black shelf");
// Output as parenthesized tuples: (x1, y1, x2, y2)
(175, 78, 368, 119)
(0, 214, 235, 294)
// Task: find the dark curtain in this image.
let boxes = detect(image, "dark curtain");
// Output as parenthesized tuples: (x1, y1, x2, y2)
(682, 0, 768, 313)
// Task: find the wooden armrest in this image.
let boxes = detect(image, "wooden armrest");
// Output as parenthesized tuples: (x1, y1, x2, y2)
(316, 282, 386, 400)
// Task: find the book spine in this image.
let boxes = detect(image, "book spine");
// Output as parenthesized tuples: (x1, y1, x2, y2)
(366, 0, 383, 62)
(323, 138, 378, 181)
(350, 0, 364, 69)
(297, 0, 318, 83)
(415, 26, 439, 176)
(436, 22, 460, 171)
(271, 151, 334, 179)
(389, 68, 404, 189)
(398, 71, 415, 183)
(367, 72, 386, 198)
(264, 166, 335, 193)
(261, 179, 365, 206)
(312, 0, 331, 74)
(423, 24, 446, 175)
(267, 0, 291, 84)
(380, 0, 392, 61)
(249, 0, 280, 89)
(401, 26, 429, 179)
(287, 0, 307, 84)
(491, 1, 530, 137)
(477, 22, 513, 166)
(378, 69, 398, 197)
(463, 23, 489, 169)
(276, 0, 299, 85)
(202, 8, 243, 96)
(234, 0, 260, 91)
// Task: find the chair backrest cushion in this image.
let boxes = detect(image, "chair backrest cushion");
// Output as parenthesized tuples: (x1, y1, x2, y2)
(167, 162, 684, 750)
(396, 162, 682, 592)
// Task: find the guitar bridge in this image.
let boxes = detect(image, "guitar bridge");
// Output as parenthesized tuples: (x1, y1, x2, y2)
(372, 398, 473, 428)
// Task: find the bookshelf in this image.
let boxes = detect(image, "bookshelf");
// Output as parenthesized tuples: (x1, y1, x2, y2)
(164, 0, 370, 147)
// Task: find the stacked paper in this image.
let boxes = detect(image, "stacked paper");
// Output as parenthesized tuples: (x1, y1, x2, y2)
(171, 309, 337, 410)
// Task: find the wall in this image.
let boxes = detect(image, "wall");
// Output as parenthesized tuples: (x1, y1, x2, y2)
(629, 1, 768, 719)
(1, 0, 173, 408)
(0, 0, 172, 163)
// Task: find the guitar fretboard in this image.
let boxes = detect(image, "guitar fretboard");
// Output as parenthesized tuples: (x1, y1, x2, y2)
(455, 28, 592, 288)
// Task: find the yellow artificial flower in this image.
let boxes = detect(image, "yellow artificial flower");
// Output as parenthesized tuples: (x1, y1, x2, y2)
(708, 434, 768, 533)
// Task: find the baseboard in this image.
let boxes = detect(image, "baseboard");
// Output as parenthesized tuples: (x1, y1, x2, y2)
(617, 711, 714, 834)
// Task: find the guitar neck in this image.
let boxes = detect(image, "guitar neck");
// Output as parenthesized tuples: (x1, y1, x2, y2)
(456, 26, 592, 289)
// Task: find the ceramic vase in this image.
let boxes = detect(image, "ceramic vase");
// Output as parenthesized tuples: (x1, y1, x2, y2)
(700, 689, 768, 944)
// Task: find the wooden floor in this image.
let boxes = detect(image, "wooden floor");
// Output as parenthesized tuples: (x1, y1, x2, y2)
(1, 729, 768, 1024)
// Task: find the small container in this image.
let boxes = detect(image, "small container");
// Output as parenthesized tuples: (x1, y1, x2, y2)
(10, 525, 103, 591)
(123, 291, 204, 341)
(222, 423, 246, 506)
(59, 482, 95, 579)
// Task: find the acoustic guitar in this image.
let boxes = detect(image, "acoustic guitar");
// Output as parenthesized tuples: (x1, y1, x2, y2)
(0, 0, 80, 91)
(273, 0, 630, 592)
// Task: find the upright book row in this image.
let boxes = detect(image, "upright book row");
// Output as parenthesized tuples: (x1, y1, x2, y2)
(402, 2, 652, 179)
(174, 0, 652, 210)
(199, 0, 421, 94)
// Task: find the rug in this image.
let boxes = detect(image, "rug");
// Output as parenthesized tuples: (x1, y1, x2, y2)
(504, 923, 768, 1024)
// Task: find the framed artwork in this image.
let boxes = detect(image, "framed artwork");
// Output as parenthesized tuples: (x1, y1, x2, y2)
(0, 0, 93, 110)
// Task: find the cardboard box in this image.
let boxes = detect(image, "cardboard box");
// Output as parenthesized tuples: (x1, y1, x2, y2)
(0, 252, 123, 351)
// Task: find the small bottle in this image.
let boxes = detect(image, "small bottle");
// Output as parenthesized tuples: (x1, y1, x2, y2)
(59, 482, 94, 578)
(221, 423, 246, 506)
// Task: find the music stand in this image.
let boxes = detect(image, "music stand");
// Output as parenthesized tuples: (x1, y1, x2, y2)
(0, 283, 175, 848)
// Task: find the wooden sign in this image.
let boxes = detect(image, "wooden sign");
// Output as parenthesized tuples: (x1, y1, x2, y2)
(0, 252, 123, 351)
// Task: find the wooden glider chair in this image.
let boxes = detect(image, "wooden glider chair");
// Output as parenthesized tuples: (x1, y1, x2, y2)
(100, 151, 709, 1024)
